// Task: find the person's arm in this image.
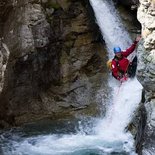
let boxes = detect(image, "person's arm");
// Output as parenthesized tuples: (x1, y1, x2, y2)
(122, 41, 138, 57)
(122, 36, 141, 57)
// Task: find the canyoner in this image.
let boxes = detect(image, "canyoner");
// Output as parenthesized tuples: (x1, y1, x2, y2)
(107, 36, 141, 83)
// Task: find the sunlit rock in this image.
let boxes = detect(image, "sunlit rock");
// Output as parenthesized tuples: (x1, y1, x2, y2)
(137, 0, 155, 154)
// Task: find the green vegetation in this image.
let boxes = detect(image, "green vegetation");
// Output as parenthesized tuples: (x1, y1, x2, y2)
(47, 0, 61, 9)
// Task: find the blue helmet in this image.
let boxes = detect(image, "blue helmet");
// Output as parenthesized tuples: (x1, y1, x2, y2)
(113, 47, 121, 53)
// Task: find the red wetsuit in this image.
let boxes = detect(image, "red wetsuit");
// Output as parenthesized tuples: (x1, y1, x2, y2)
(111, 41, 138, 80)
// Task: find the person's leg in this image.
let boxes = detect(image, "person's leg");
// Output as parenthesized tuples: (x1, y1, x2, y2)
(128, 56, 137, 78)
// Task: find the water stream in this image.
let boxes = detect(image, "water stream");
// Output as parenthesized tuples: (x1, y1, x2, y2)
(0, 0, 143, 154)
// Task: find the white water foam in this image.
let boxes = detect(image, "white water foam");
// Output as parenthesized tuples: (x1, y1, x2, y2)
(5, 134, 136, 155)
(94, 78, 142, 139)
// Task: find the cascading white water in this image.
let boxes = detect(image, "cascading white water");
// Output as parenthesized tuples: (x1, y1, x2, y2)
(89, 0, 132, 58)
(1, 0, 143, 155)
(90, 0, 143, 152)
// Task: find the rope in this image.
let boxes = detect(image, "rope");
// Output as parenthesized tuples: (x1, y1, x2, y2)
(107, 39, 140, 126)
(107, 81, 122, 125)
(108, 55, 133, 124)
(108, 51, 136, 123)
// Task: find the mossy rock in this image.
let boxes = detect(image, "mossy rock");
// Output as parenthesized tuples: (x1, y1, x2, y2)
(47, 0, 61, 9)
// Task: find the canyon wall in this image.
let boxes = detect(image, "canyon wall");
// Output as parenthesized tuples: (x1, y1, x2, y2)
(137, 0, 155, 154)
(0, 0, 108, 127)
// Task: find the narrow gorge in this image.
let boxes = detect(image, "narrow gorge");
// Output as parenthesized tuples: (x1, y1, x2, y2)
(0, 0, 155, 155)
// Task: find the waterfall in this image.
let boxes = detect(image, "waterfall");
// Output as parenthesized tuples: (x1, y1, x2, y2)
(1, 0, 143, 155)
(90, 0, 143, 151)
(89, 0, 132, 58)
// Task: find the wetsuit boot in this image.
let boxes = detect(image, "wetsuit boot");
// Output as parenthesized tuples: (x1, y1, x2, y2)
(128, 56, 137, 78)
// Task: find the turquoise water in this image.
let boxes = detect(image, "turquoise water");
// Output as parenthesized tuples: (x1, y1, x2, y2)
(0, 118, 135, 155)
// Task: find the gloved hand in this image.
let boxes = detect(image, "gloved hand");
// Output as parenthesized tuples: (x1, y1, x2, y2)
(120, 74, 128, 82)
(134, 36, 141, 44)
(135, 36, 141, 42)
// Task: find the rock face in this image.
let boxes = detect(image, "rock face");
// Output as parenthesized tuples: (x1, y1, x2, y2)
(113, 0, 139, 9)
(128, 90, 147, 155)
(0, 0, 109, 127)
(137, 0, 155, 154)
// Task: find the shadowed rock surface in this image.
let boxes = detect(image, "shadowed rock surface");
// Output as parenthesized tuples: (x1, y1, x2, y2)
(0, 0, 109, 127)
(113, 0, 139, 9)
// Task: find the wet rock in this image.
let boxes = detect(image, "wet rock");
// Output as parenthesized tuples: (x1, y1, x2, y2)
(116, 0, 139, 5)
(0, 0, 109, 126)
(128, 90, 147, 155)
(137, 0, 155, 154)
(113, 0, 139, 10)
(116, 5, 141, 39)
